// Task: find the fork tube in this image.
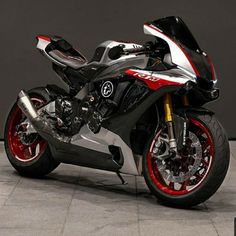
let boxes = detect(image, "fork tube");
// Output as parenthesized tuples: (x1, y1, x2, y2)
(163, 93, 177, 151)
(164, 93, 173, 123)
(182, 95, 189, 106)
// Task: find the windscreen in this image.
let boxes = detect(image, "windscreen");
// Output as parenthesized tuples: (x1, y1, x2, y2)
(149, 16, 215, 81)
(150, 16, 201, 52)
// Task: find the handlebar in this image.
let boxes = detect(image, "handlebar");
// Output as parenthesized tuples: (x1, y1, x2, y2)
(123, 45, 146, 54)
(108, 42, 156, 60)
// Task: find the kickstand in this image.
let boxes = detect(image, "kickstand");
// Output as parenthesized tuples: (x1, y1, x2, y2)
(116, 172, 128, 185)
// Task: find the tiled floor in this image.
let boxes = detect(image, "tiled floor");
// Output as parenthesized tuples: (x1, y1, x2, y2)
(0, 141, 235, 236)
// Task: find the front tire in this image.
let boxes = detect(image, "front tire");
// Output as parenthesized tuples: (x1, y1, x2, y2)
(4, 88, 59, 177)
(143, 112, 230, 208)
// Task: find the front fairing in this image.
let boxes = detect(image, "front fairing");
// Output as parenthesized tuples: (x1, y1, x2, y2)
(144, 16, 216, 82)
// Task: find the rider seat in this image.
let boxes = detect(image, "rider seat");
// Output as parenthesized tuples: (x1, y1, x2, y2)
(46, 36, 87, 69)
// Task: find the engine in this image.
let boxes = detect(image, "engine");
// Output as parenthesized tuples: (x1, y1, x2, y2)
(54, 92, 117, 135)
(54, 95, 99, 135)
(53, 78, 149, 136)
(55, 97, 81, 135)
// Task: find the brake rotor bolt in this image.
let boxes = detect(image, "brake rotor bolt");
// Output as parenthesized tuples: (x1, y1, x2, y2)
(153, 147, 158, 154)
(155, 140, 161, 148)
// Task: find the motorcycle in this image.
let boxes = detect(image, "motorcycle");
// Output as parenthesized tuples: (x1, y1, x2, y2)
(4, 16, 230, 208)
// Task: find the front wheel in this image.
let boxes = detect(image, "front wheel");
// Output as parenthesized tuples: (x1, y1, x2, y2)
(143, 112, 230, 208)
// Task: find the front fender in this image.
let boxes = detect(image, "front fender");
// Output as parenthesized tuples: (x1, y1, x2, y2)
(176, 107, 214, 116)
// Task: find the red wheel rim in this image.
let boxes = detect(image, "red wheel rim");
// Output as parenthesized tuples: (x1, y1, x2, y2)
(147, 118, 214, 196)
(7, 98, 47, 162)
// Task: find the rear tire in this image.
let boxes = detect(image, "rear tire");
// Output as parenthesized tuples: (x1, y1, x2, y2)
(4, 88, 59, 177)
(143, 112, 230, 208)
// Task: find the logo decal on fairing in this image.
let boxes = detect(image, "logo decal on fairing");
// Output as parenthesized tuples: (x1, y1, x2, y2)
(131, 72, 159, 82)
(101, 81, 113, 97)
(125, 69, 184, 90)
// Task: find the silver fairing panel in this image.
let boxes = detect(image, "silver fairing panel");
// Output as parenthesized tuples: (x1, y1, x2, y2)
(71, 126, 139, 175)
(96, 40, 147, 67)
(87, 40, 149, 75)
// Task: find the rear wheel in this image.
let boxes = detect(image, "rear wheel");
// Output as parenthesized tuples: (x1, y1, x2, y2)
(143, 112, 230, 208)
(4, 89, 59, 177)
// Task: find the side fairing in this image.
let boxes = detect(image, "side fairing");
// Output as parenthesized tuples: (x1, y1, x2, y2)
(125, 68, 196, 91)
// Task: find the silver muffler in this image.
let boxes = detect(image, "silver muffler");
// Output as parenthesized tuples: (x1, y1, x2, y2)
(17, 90, 66, 143)
(18, 90, 38, 119)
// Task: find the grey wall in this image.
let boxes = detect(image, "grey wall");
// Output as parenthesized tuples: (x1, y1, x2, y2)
(0, 0, 235, 138)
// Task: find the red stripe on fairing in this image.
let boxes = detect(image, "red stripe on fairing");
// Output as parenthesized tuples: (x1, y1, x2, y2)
(206, 55, 216, 80)
(145, 24, 201, 77)
(125, 69, 182, 90)
(37, 35, 51, 42)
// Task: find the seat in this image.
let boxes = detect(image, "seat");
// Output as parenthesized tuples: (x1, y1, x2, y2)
(46, 35, 87, 69)
(49, 50, 87, 69)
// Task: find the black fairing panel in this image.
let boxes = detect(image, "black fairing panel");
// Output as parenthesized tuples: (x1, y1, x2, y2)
(103, 85, 181, 146)
(184, 47, 213, 81)
(53, 63, 108, 92)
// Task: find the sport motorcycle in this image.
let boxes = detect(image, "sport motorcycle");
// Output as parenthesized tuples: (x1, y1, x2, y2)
(4, 16, 230, 208)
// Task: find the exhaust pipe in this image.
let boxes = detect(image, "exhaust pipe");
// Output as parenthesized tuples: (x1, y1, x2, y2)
(17, 90, 66, 143)
(17, 90, 121, 172)
(18, 90, 38, 119)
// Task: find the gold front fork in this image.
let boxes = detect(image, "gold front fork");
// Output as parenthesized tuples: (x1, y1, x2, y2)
(163, 93, 177, 151)
(163, 93, 173, 122)
(163, 94, 189, 154)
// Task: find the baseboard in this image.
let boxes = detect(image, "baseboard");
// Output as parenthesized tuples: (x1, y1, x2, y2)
(0, 138, 236, 142)
(229, 138, 236, 141)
